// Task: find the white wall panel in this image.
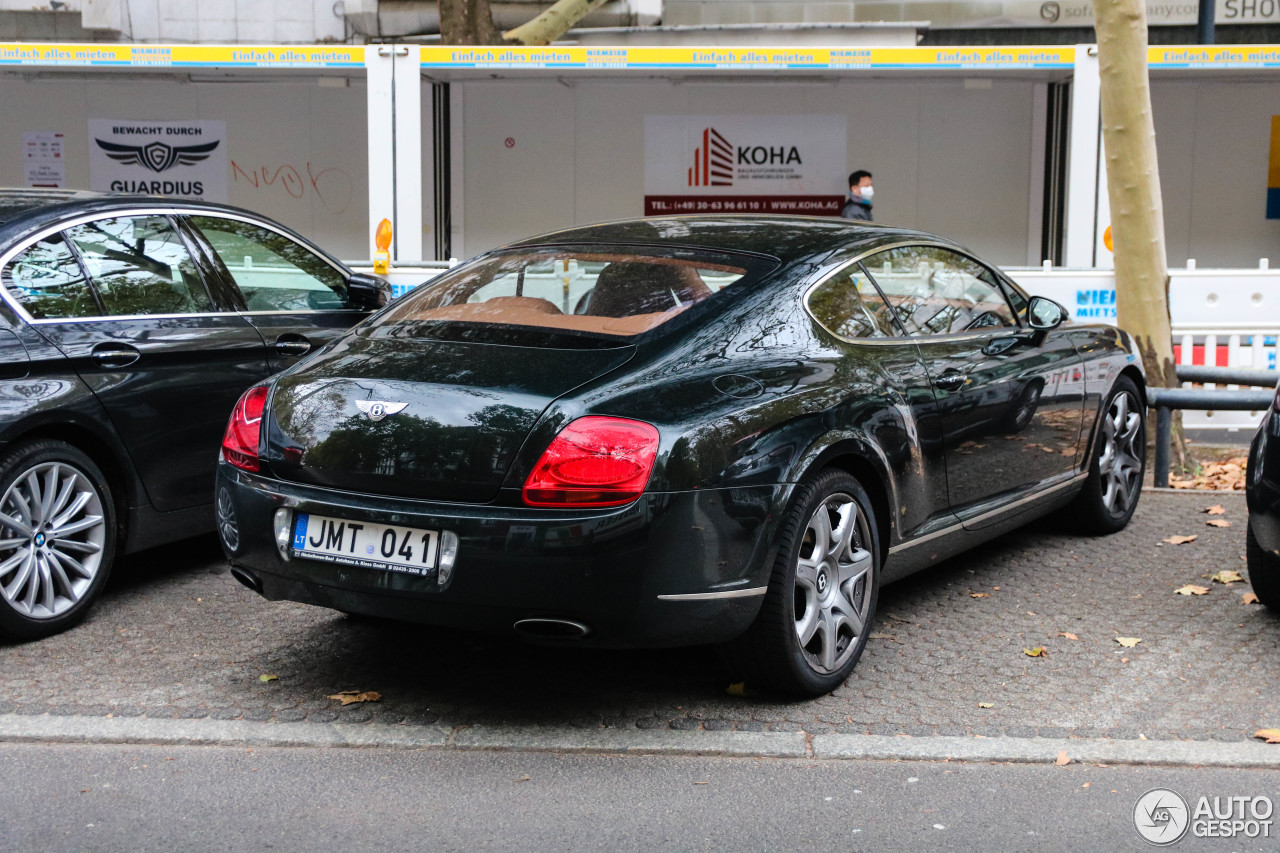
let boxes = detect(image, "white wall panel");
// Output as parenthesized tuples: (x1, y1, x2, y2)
(453, 76, 1039, 266)
(1153, 78, 1280, 269)
(0, 76, 368, 259)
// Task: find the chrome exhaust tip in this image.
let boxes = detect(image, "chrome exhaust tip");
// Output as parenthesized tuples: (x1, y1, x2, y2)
(513, 618, 591, 639)
(229, 567, 264, 594)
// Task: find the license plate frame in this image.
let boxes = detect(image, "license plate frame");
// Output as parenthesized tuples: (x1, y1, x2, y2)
(291, 512, 440, 576)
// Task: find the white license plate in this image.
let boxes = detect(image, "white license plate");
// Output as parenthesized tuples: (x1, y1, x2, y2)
(292, 512, 439, 576)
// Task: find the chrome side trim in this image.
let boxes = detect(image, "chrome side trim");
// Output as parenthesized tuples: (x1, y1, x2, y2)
(887, 472, 1088, 555)
(657, 586, 768, 601)
(0, 206, 351, 325)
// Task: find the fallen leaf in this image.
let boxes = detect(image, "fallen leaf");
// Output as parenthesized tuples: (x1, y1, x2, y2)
(1206, 519, 1232, 528)
(1254, 729, 1280, 744)
(1057, 631, 1079, 640)
(868, 633, 901, 643)
(1174, 584, 1210, 596)
(969, 593, 990, 598)
(978, 702, 994, 708)
(1204, 505, 1226, 515)
(1244, 592, 1260, 605)
(258, 674, 278, 683)
(327, 690, 381, 705)
(1055, 751, 1070, 766)
(1026, 611, 1037, 616)
(993, 587, 1001, 591)
(516, 774, 532, 782)
(1116, 637, 1141, 648)
(1211, 570, 1244, 584)
(1062, 448, 1075, 456)
(1024, 646, 1047, 657)
(1163, 535, 1198, 545)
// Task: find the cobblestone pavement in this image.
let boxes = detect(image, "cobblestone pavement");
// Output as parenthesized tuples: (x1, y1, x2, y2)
(1, 491, 1275, 742)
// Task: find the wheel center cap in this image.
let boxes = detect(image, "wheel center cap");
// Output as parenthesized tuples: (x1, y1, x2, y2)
(816, 569, 829, 595)
(33, 532, 46, 547)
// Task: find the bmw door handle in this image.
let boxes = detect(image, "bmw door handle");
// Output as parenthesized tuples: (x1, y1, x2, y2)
(90, 343, 141, 368)
(934, 370, 967, 391)
(274, 335, 312, 357)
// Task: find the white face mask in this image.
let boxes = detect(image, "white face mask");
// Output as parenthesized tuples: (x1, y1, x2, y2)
(859, 185, 875, 201)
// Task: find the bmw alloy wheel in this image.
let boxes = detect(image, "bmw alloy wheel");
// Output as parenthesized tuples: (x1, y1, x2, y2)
(794, 492, 874, 675)
(0, 461, 106, 620)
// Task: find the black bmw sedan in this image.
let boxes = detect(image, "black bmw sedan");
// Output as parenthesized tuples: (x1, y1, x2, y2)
(1246, 386, 1280, 609)
(0, 189, 388, 639)
(216, 216, 1147, 696)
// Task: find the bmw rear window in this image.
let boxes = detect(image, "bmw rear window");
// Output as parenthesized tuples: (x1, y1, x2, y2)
(371, 246, 776, 346)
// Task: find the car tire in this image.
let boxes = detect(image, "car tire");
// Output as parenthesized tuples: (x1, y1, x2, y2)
(723, 468, 880, 697)
(1002, 380, 1043, 433)
(1071, 376, 1145, 534)
(0, 440, 116, 640)
(1246, 523, 1280, 610)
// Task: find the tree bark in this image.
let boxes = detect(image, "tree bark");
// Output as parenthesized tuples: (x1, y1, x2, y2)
(504, 0, 611, 45)
(1094, 0, 1190, 472)
(438, 0, 499, 45)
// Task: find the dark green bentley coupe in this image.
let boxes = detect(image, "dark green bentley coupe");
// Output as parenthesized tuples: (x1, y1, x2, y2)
(215, 216, 1146, 696)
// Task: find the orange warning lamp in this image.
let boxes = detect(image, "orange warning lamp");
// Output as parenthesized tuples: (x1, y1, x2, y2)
(373, 218, 393, 275)
(1103, 225, 1113, 253)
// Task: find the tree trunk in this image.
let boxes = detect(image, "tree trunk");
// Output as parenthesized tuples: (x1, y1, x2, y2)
(438, 0, 499, 45)
(1093, 0, 1191, 473)
(504, 0, 610, 45)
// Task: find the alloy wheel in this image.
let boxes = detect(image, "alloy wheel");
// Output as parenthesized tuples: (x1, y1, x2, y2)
(1098, 390, 1144, 515)
(0, 462, 106, 620)
(794, 493, 874, 674)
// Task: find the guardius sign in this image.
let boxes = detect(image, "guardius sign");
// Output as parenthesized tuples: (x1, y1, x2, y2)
(88, 119, 228, 201)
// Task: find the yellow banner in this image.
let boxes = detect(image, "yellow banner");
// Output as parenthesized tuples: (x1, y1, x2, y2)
(1148, 45, 1280, 67)
(419, 45, 1076, 70)
(0, 43, 364, 68)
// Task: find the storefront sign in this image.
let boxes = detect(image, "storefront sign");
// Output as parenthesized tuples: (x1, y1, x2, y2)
(88, 119, 228, 201)
(644, 115, 847, 216)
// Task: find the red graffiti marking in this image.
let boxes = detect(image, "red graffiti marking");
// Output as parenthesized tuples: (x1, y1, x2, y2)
(231, 160, 353, 215)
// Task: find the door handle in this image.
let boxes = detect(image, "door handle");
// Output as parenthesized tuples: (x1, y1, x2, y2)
(90, 344, 140, 368)
(933, 370, 967, 391)
(274, 335, 312, 357)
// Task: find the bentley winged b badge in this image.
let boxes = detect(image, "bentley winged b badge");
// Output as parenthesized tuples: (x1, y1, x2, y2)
(356, 400, 408, 422)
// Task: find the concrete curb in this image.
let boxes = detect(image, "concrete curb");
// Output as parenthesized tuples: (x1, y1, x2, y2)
(811, 734, 1280, 768)
(1, 715, 1278, 767)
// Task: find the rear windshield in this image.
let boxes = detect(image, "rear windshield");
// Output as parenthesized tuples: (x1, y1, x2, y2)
(372, 246, 774, 345)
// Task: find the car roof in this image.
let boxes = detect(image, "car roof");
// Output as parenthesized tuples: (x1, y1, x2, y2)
(504, 215, 947, 265)
(0, 188, 341, 264)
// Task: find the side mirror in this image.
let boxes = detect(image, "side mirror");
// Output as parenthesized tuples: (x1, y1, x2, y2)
(347, 272, 391, 311)
(1027, 295, 1067, 331)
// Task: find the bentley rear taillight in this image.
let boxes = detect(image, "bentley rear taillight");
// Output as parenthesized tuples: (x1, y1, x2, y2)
(522, 416, 660, 508)
(222, 386, 269, 472)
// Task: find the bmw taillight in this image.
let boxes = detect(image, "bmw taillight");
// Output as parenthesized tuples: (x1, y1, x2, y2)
(222, 386, 269, 472)
(522, 416, 660, 508)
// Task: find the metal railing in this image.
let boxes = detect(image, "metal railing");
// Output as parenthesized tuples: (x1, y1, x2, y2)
(1149, 366, 1277, 487)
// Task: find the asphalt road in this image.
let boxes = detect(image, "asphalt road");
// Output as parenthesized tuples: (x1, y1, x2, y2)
(0, 490, 1274, 742)
(3, 743, 1278, 852)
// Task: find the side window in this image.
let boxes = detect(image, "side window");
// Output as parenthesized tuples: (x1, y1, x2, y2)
(862, 246, 1016, 336)
(189, 216, 350, 312)
(1, 234, 99, 319)
(64, 216, 215, 316)
(806, 264, 897, 339)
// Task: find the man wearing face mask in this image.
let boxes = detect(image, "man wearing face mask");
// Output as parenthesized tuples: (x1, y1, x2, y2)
(841, 170, 874, 221)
